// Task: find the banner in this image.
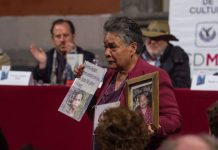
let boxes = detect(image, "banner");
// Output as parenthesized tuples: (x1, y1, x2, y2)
(169, 0, 218, 76)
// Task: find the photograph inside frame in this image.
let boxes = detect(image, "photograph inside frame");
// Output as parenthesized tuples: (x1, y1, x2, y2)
(125, 71, 159, 129)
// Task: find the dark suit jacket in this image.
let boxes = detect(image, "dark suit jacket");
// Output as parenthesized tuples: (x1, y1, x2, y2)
(33, 46, 95, 83)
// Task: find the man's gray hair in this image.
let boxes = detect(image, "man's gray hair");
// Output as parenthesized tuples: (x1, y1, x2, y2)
(104, 16, 144, 54)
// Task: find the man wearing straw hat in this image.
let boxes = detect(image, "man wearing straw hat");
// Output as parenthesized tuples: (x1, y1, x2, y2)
(141, 20, 191, 88)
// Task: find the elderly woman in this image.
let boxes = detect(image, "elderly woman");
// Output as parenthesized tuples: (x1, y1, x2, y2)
(74, 16, 182, 150)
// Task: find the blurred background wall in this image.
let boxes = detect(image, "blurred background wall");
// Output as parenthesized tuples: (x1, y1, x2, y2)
(0, 0, 169, 70)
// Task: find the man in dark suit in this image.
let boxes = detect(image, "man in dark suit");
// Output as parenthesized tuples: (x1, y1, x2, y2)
(30, 19, 95, 84)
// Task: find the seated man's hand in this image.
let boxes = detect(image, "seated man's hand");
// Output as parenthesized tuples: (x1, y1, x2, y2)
(30, 44, 47, 69)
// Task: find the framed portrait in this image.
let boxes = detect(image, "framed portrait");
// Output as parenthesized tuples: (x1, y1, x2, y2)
(125, 71, 159, 129)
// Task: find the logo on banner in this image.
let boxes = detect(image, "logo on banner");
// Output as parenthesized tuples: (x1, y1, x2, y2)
(195, 22, 218, 47)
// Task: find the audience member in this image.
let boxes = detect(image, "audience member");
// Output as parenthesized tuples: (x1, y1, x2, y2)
(207, 101, 218, 138)
(95, 107, 148, 150)
(30, 19, 95, 84)
(141, 20, 191, 88)
(74, 16, 182, 150)
(159, 134, 218, 150)
(0, 49, 11, 69)
(0, 129, 8, 150)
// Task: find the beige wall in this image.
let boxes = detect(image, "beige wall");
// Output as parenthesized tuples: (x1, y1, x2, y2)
(0, 0, 169, 68)
(0, 15, 111, 67)
(0, 1, 120, 68)
(163, 0, 170, 12)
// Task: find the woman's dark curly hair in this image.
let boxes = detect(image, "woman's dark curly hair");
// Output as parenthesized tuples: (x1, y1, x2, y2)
(207, 101, 218, 138)
(95, 107, 148, 150)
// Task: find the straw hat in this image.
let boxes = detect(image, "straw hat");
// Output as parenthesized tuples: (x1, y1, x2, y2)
(141, 20, 178, 41)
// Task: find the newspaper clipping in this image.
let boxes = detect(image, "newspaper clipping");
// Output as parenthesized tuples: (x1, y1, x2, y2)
(58, 61, 106, 121)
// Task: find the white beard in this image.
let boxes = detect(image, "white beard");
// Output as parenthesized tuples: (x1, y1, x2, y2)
(146, 44, 168, 58)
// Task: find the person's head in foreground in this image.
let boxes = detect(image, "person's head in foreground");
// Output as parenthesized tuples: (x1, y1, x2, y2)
(104, 16, 144, 71)
(95, 107, 148, 150)
(159, 134, 218, 150)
